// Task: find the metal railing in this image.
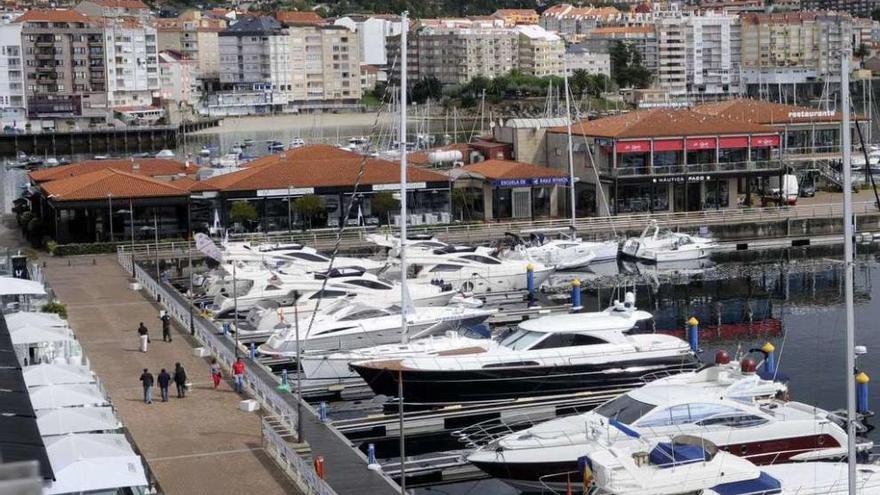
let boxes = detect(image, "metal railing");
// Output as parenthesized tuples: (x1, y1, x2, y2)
(262, 416, 333, 495)
(611, 160, 782, 178)
(122, 253, 338, 495)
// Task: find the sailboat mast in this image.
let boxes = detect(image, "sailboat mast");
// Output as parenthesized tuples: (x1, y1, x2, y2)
(398, 13, 409, 494)
(563, 60, 577, 229)
(841, 49, 857, 495)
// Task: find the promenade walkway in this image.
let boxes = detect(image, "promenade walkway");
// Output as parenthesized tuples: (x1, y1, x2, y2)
(42, 255, 300, 495)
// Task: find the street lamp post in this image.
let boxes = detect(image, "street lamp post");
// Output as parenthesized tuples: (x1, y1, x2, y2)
(187, 200, 194, 336)
(287, 185, 292, 238)
(107, 193, 113, 242)
(153, 210, 160, 283)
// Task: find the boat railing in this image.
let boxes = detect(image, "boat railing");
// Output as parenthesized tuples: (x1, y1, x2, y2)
(537, 470, 583, 494)
(453, 412, 589, 450)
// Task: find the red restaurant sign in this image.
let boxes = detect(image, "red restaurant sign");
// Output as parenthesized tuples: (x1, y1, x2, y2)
(751, 135, 780, 147)
(686, 137, 717, 150)
(615, 140, 650, 153)
(718, 136, 749, 148)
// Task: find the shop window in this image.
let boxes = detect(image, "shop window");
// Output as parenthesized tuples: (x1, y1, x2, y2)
(532, 186, 552, 218)
(705, 180, 729, 209)
(616, 183, 669, 213)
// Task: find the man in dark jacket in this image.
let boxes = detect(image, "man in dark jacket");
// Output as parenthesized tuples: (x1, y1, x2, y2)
(139, 369, 154, 404)
(160, 311, 172, 342)
(157, 368, 171, 402)
(173, 362, 188, 398)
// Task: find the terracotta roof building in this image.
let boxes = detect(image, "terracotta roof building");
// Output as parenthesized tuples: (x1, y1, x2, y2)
(189, 145, 452, 231)
(29, 159, 198, 183)
(275, 10, 325, 26)
(449, 159, 569, 220)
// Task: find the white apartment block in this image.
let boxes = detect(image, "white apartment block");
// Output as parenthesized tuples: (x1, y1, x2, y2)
(686, 12, 740, 97)
(159, 50, 200, 106)
(0, 22, 25, 125)
(218, 16, 292, 104)
(516, 24, 564, 77)
(655, 9, 687, 97)
(564, 44, 611, 77)
(287, 25, 361, 104)
(416, 19, 519, 85)
(103, 19, 160, 109)
(333, 14, 402, 67)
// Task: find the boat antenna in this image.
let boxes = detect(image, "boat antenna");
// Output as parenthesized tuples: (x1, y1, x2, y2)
(841, 46, 858, 495)
(563, 58, 577, 230)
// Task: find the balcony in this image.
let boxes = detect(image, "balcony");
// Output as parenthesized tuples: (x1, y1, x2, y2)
(35, 40, 55, 48)
(608, 160, 784, 179)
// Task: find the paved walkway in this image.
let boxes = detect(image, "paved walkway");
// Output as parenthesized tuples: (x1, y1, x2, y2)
(43, 255, 300, 495)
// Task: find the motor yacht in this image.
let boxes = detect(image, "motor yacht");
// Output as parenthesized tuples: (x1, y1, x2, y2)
(154, 149, 175, 158)
(256, 299, 496, 355)
(350, 293, 698, 405)
(398, 245, 554, 294)
(466, 358, 871, 493)
(289, 137, 305, 149)
(502, 231, 619, 270)
(621, 220, 717, 262)
(366, 232, 449, 252)
(223, 241, 387, 274)
(583, 436, 880, 495)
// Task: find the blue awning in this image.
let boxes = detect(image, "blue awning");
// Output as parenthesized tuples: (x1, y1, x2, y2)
(711, 472, 782, 495)
(649, 441, 709, 468)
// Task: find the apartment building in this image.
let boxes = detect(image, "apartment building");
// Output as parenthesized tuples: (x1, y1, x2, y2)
(683, 10, 741, 97)
(565, 43, 611, 77)
(157, 10, 225, 78)
(582, 26, 658, 74)
(218, 16, 291, 100)
(333, 14, 402, 67)
(516, 25, 564, 77)
(740, 11, 853, 91)
(0, 21, 25, 125)
(103, 17, 159, 115)
(16, 9, 108, 123)
(75, 0, 150, 20)
(288, 24, 361, 104)
(159, 50, 199, 105)
(414, 19, 519, 85)
(655, 10, 687, 96)
(492, 9, 539, 26)
(539, 4, 652, 41)
(800, 0, 879, 18)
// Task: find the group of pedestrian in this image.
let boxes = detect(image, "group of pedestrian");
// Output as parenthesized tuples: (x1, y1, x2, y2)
(135, 312, 172, 353)
(139, 363, 187, 404)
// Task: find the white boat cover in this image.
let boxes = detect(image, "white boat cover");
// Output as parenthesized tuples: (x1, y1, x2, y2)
(29, 384, 108, 410)
(0, 277, 46, 296)
(36, 407, 121, 436)
(44, 434, 147, 495)
(9, 325, 73, 345)
(5, 312, 67, 330)
(23, 364, 94, 388)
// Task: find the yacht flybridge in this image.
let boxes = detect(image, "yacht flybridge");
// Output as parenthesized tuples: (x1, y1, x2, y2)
(584, 437, 880, 495)
(466, 357, 872, 493)
(256, 299, 495, 355)
(222, 241, 386, 273)
(350, 293, 698, 405)
(622, 220, 717, 262)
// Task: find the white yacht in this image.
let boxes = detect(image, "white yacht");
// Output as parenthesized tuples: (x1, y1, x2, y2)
(223, 241, 387, 274)
(289, 137, 305, 149)
(400, 245, 555, 294)
(502, 231, 618, 270)
(350, 294, 698, 405)
(622, 220, 717, 262)
(256, 299, 496, 355)
(366, 232, 448, 252)
(154, 149, 175, 158)
(584, 437, 880, 495)
(466, 361, 872, 493)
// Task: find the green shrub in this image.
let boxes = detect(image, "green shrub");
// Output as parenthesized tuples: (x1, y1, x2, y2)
(49, 238, 187, 256)
(41, 301, 67, 319)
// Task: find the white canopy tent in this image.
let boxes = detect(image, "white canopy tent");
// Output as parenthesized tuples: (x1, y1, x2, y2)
(0, 277, 46, 296)
(29, 384, 108, 410)
(23, 364, 94, 388)
(5, 312, 67, 330)
(44, 434, 148, 495)
(9, 325, 73, 346)
(36, 407, 121, 436)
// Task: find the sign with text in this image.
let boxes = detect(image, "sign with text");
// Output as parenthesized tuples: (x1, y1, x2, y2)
(751, 135, 780, 147)
(615, 140, 650, 153)
(652, 175, 711, 183)
(257, 187, 316, 197)
(372, 182, 427, 191)
(686, 137, 717, 150)
(494, 177, 569, 187)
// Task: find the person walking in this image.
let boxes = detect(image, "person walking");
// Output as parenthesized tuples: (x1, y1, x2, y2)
(173, 362, 188, 398)
(137, 322, 149, 353)
(160, 311, 172, 342)
(157, 368, 171, 402)
(210, 358, 222, 389)
(139, 369, 154, 404)
(232, 357, 245, 393)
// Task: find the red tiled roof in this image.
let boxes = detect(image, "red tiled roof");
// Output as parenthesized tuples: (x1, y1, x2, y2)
(192, 145, 447, 192)
(89, 0, 149, 9)
(42, 169, 190, 201)
(455, 159, 567, 180)
(275, 10, 324, 25)
(693, 98, 844, 125)
(30, 159, 197, 183)
(15, 9, 93, 23)
(551, 108, 780, 138)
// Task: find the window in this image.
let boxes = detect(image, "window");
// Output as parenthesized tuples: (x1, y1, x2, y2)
(428, 264, 462, 273)
(498, 329, 546, 351)
(531, 333, 609, 349)
(638, 403, 746, 427)
(696, 413, 767, 428)
(460, 254, 501, 265)
(290, 252, 329, 262)
(307, 289, 347, 299)
(340, 309, 389, 321)
(594, 395, 656, 425)
(344, 279, 391, 290)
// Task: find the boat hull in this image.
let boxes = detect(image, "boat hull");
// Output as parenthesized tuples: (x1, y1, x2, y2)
(350, 355, 700, 404)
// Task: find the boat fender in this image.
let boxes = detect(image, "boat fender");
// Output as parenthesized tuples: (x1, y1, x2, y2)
(740, 358, 757, 374)
(714, 350, 731, 365)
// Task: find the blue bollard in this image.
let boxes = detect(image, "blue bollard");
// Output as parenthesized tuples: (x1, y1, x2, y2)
(761, 342, 776, 375)
(857, 372, 871, 414)
(222, 322, 230, 335)
(571, 278, 582, 312)
(526, 264, 535, 307)
(367, 443, 377, 465)
(687, 317, 700, 353)
(319, 401, 328, 422)
(249, 342, 256, 359)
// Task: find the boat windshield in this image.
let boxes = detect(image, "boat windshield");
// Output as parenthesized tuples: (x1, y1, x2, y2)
(594, 394, 656, 425)
(498, 329, 546, 351)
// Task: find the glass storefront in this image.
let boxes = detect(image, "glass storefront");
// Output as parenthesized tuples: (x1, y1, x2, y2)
(532, 186, 552, 218)
(704, 179, 729, 209)
(616, 183, 669, 213)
